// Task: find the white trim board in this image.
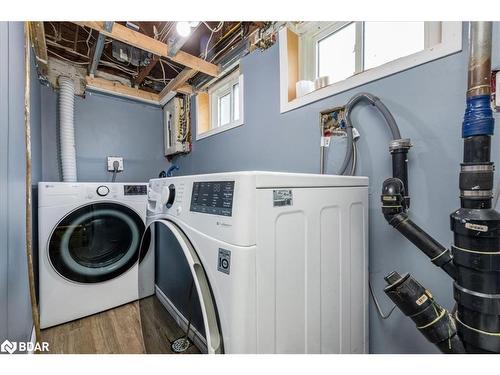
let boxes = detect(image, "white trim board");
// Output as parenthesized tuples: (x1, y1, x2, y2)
(279, 22, 463, 113)
(28, 326, 36, 354)
(154, 285, 207, 353)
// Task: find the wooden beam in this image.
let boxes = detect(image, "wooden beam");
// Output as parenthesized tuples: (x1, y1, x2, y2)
(176, 84, 193, 95)
(133, 55, 160, 86)
(75, 22, 219, 77)
(159, 68, 197, 100)
(28, 22, 48, 76)
(85, 76, 160, 104)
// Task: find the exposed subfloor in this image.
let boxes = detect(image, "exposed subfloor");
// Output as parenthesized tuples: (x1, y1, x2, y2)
(41, 296, 201, 354)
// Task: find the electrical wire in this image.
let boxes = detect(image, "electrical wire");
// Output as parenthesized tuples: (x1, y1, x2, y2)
(209, 33, 241, 63)
(159, 59, 167, 84)
(99, 60, 137, 75)
(203, 22, 224, 60)
(48, 49, 89, 65)
(145, 76, 173, 83)
(160, 58, 182, 74)
(369, 280, 396, 320)
(84, 26, 94, 56)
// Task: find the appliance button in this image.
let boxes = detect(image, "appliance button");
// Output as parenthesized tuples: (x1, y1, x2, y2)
(96, 185, 110, 197)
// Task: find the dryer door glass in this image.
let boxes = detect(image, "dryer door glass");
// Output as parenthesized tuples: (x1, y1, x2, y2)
(138, 219, 223, 354)
(48, 202, 149, 283)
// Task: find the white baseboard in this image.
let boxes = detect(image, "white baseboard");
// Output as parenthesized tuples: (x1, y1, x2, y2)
(28, 326, 36, 354)
(154, 285, 207, 353)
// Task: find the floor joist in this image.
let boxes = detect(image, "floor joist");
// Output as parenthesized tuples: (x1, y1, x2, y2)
(75, 22, 219, 77)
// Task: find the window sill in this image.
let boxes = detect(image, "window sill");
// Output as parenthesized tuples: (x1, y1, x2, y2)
(196, 120, 244, 140)
(279, 22, 463, 113)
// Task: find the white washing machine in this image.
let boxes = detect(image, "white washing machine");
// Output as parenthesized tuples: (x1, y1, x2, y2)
(38, 182, 154, 329)
(143, 171, 369, 354)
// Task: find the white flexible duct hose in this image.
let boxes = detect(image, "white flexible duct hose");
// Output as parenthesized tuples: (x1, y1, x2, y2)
(58, 76, 77, 182)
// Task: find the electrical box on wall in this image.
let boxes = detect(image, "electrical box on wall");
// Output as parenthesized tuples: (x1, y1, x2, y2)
(163, 96, 191, 157)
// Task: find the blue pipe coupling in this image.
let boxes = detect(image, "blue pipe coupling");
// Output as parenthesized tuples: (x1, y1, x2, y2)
(462, 95, 494, 138)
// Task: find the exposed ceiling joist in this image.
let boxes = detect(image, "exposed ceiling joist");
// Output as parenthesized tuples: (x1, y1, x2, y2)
(28, 22, 48, 76)
(88, 21, 113, 76)
(159, 68, 197, 100)
(75, 21, 219, 77)
(133, 55, 160, 86)
(85, 76, 160, 104)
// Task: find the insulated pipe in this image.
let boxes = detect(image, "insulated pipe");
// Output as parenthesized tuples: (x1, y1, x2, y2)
(58, 76, 78, 182)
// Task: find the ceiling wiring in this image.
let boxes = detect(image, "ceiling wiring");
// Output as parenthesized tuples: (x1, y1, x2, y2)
(48, 49, 89, 65)
(203, 21, 224, 60)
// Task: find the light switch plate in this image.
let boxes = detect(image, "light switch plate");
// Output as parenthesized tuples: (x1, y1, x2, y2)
(107, 156, 124, 172)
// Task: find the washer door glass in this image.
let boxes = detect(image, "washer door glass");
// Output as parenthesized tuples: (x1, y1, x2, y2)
(48, 202, 147, 283)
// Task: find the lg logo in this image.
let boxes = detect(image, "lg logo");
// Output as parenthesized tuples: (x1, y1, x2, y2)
(1, 340, 17, 354)
(0, 339, 50, 354)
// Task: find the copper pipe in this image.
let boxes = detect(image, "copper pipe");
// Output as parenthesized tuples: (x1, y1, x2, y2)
(467, 22, 492, 97)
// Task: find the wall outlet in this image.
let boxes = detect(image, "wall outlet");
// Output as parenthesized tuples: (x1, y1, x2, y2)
(107, 156, 124, 172)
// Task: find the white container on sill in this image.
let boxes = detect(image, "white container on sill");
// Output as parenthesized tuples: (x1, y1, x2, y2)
(314, 75, 331, 90)
(296, 80, 315, 98)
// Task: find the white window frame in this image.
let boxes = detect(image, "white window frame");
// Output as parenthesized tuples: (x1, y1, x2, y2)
(279, 21, 462, 113)
(197, 69, 244, 140)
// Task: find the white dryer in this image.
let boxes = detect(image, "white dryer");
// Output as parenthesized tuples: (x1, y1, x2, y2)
(38, 182, 154, 329)
(142, 171, 369, 354)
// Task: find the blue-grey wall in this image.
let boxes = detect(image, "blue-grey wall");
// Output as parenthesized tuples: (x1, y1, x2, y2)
(0, 22, 33, 345)
(170, 24, 500, 353)
(40, 87, 166, 183)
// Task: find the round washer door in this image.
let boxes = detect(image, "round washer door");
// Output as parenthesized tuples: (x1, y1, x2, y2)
(141, 219, 223, 354)
(48, 202, 149, 283)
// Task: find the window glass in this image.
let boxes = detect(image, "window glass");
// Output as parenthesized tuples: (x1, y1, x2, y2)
(233, 83, 240, 121)
(317, 23, 356, 83)
(218, 92, 231, 126)
(364, 22, 425, 70)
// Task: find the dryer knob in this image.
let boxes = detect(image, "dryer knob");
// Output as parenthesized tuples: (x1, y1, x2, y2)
(96, 185, 110, 197)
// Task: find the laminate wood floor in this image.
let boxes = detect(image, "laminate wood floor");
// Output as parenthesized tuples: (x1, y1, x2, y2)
(41, 296, 201, 354)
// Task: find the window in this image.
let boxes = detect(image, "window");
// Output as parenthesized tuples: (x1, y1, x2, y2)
(280, 22, 462, 112)
(317, 23, 356, 83)
(364, 22, 425, 70)
(196, 69, 244, 139)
